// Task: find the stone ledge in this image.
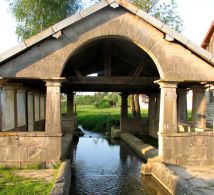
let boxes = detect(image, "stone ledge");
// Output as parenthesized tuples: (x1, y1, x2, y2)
(142, 162, 214, 195)
(51, 160, 71, 195)
(161, 131, 214, 137)
(0, 132, 63, 137)
(121, 132, 158, 160)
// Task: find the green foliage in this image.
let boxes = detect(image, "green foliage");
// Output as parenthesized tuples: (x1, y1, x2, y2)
(132, 0, 183, 32)
(75, 93, 120, 107)
(94, 99, 110, 108)
(8, 0, 83, 40)
(76, 105, 148, 132)
(0, 168, 56, 195)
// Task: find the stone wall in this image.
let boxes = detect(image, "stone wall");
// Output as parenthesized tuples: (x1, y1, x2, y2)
(162, 132, 214, 166)
(0, 132, 72, 167)
(120, 119, 149, 135)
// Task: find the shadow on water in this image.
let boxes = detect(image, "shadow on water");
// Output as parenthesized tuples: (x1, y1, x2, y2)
(69, 128, 169, 195)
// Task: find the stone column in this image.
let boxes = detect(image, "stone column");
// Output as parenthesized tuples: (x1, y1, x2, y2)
(39, 93, 45, 130)
(1, 83, 21, 131)
(27, 90, 35, 131)
(120, 93, 128, 132)
(67, 93, 74, 118)
(155, 93, 160, 131)
(177, 89, 188, 124)
(45, 78, 64, 135)
(191, 86, 206, 130)
(17, 88, 27, 131)
(1, 84, 15, 131)
(34, 92, 40, 130)
(148, 94, 156, 137)
(120, 93, 128, 121)
(39, 93, 45, 121)
(157, 81, 178, 156)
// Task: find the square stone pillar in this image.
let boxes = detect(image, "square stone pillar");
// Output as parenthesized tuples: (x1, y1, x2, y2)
(67, 93, 74, 118)
(45, 78, 64, 135)
(34, 92, 40, 123)
(120, 93, 128, 131)
(0, 83, 21, 131)
(177, 89, 188, 124)
(157, 81, 178, 156)
(17, 88, 27, 131)
(148, 94, 157, 137)
(39, 93, 45, 121)
(27, 90, 35, 131)
(191, 86, 206, 130)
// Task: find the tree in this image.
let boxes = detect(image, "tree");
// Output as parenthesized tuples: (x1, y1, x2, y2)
(130, 0, 183, 118)
(131, 0, 183, 32)
(8, 0, 83, 40)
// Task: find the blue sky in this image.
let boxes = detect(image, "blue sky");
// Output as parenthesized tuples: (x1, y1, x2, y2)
(0, 0, 213, 54)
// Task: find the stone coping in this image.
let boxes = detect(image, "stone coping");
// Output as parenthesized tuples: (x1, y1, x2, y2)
(51, 160, 71, 195)
(0, 132, 63, 137)
(161, 131, 214, 137)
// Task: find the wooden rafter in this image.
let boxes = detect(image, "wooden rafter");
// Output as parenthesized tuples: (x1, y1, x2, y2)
(103, 39, 111, 77)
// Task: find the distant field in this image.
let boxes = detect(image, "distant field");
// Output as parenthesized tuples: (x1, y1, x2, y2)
(76, 105, 148, 132)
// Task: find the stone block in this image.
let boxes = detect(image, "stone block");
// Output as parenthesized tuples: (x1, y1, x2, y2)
(5, 146, 28, 161)
(105, 0, 115, 4)
(0, 42, 27, 62)
(52, 13, 82, 32)
(147, 14, 164, 30)
(173, 30, 188, 45)
(186, 40, 213, 61)
(117, 0, 138, 14)
(211, 55, 214, 64)
(111, 127, 121, 139)
(0, 136, 18, 146)
(0, 147, 6, 161)
(24, 27, 54, 47)
(79, 0, 108, 18)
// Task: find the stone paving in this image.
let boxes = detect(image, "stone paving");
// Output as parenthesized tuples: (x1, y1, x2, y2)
(167, 165, 214, 195)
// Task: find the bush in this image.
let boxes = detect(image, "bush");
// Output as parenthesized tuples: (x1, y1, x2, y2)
(94, 100, 110, 108)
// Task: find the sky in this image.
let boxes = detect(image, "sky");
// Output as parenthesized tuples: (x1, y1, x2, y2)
(0, 0, 213, 54)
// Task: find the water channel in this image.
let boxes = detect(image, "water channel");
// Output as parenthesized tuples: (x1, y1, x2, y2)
(69, 127, 169, 195)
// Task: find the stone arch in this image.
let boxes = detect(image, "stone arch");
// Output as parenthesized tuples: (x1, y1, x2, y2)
(60, 35, 163, 78)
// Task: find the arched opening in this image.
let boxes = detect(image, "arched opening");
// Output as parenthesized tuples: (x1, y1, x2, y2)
(60, 37, 161, 140)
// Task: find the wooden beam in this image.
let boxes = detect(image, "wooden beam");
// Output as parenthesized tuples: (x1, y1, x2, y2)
(72, 66, 83, 82)
(67, 76, 159, 85)
(132, 63, 145, 82)
(104, 40, 111, 77)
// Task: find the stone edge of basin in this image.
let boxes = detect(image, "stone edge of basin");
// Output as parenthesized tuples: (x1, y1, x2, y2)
(50, 160, 71, 195)
(120, 132, 158, 160)
(146, 162, 209, 195)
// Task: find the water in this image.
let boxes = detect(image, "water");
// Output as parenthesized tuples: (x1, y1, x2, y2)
(69, 128, 169, 195)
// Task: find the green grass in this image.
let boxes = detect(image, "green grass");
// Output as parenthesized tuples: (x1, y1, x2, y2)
(0, 167, 58, 195)
(76, 105, 148, 132)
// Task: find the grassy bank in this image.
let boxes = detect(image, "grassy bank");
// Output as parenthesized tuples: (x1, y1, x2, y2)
(0, 166, 58, 195)
(76, 105, 148, 132)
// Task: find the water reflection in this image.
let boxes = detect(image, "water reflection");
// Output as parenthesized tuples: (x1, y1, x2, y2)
(69, 129, 169, 195)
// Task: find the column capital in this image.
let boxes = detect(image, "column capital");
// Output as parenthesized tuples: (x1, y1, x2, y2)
(2, 83, 22, 90)
(155, 80, 178, 88)
(44, 77, 66, 87)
